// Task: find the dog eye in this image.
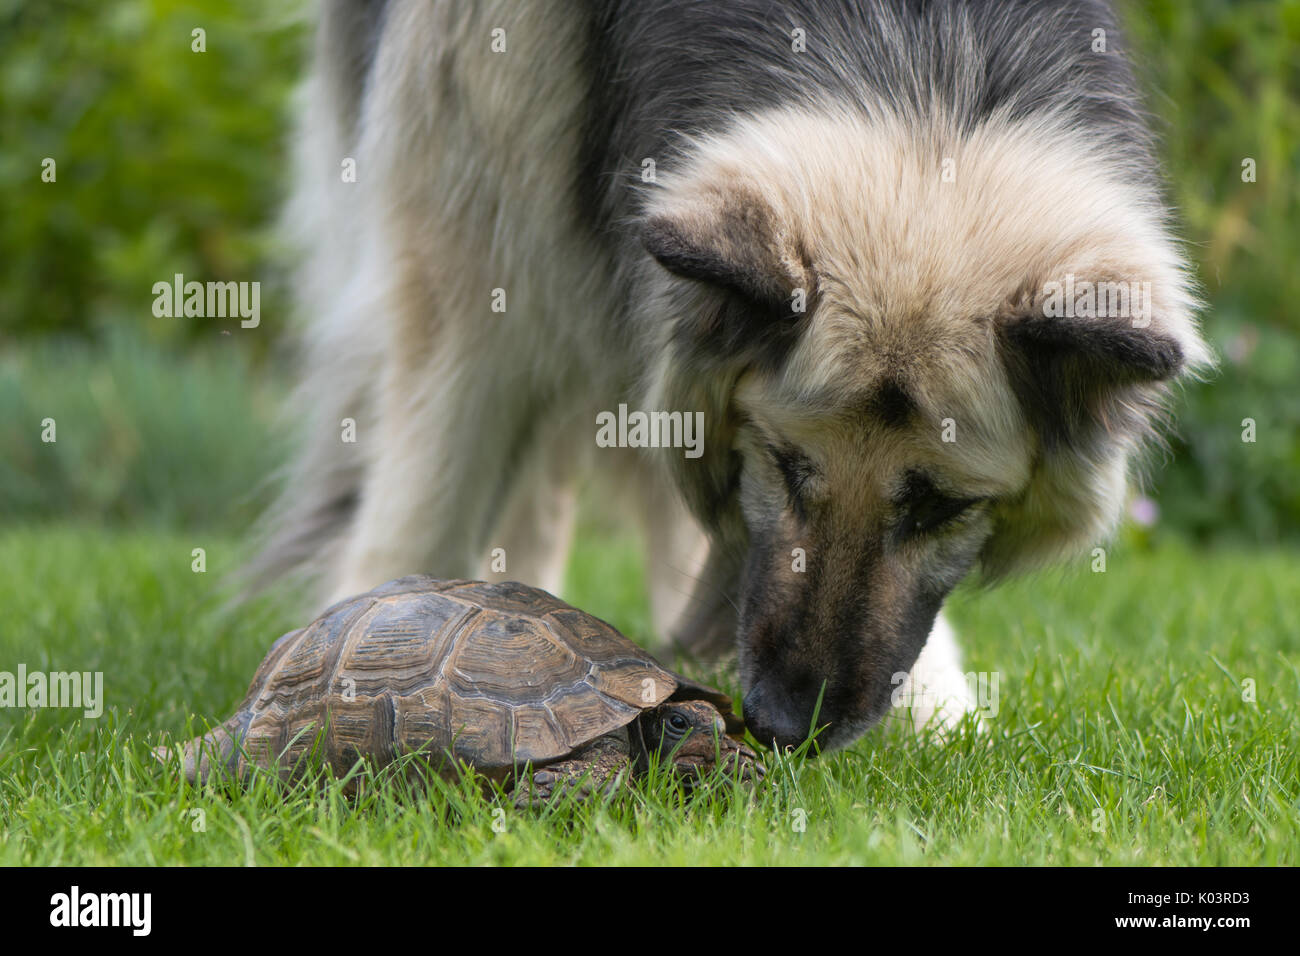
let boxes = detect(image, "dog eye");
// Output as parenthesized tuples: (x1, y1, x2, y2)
(901, 495, 979, 538)
(895, 472, 982, 539)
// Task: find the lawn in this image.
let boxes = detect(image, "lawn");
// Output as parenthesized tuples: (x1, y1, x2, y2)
(3, 0, 1297, 872)
(1, 523, 1296, 866)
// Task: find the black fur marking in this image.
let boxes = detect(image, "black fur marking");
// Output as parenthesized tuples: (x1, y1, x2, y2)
(864, 379, 916, 429)
(578, 0, 1151, 230)
(643, 217, 747, 292)
(737, 525, 835, 744)
(669, 291, 811, 374)
(698, 446, 746, 530)
(767, 443, 816, 519)
(1005, 313, 1184, 381)
(642, 199, 798, 307)
(890, 578, 948, 682)
(737, 506, 959, 746)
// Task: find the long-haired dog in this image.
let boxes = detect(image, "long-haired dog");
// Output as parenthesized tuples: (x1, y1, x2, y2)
(252, 0, 1210, 750)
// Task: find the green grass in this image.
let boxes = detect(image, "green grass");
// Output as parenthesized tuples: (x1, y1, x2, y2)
(1, 523, 1296, 865)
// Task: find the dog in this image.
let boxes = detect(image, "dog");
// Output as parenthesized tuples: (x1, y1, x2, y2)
(252, 0, 1210, 751)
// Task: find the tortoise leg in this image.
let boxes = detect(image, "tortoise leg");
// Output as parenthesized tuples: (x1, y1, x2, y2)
(511, 733, 631, 809)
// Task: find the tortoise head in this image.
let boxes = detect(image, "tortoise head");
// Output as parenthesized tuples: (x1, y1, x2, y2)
(634, 700, 763, 787)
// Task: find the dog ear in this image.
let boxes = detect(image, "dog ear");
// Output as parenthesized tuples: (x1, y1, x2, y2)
(642, 188, 816, 364)
(981, 304, 1189, 580)
(998, 306, 1185, 453)
(1002, 311, 1184, 382)
(642, 191, 807, 305)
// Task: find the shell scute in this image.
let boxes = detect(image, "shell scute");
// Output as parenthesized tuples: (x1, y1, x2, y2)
(585, 657, 677, 708)
(447, 693, 514, 767)
(545, 687, 640, 751)
(267, 600, 369, 702)
(326, 693, 397, 775)
(443, 609, 587, 704)
(509, 704, 568, 763)
(442, 579, 570, 616)
(393, 683, 453, 757)
(338, 592, 471, 696)
(544, 608, 656, 665)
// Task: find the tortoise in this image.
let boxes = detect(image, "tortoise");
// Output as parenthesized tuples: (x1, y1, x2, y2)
(156, 576, 760, 804)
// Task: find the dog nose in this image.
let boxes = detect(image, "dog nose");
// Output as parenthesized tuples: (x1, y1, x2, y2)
(742, 681, 821, 751)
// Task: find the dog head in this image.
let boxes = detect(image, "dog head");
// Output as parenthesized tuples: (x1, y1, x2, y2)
(641, 107, 1211, 749)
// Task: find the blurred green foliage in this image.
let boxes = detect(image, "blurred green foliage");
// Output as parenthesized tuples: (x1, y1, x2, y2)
(0, 325, 284, 529)
(0, 0, 303, 349)
(1121, 0, 1300, 541)
(0, 0, 1297, 540)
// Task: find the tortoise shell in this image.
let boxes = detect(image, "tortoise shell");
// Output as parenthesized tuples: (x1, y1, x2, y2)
(172, 576, 737, 784)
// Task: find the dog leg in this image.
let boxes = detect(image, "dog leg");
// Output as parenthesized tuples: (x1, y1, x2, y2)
(635, 470, 712, 651)
(327, 342, 549, 604)
(665, 537, 744, 660)
(479, 442, 580, 597)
